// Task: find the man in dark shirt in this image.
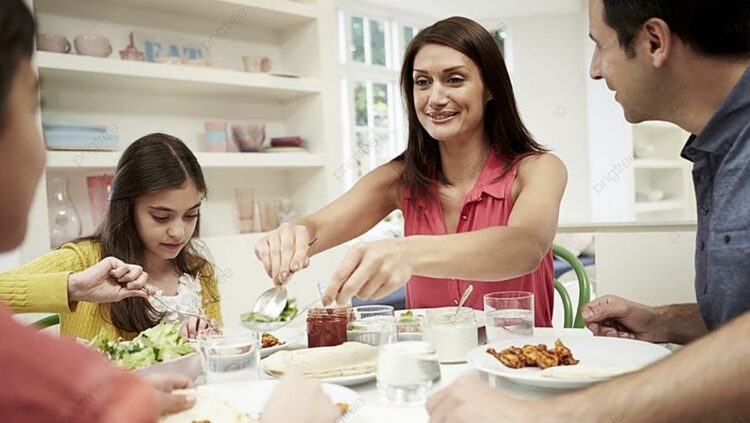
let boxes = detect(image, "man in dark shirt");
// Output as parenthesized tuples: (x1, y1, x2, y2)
(427, 1, 750, 422)
(582, 0, 750, 343)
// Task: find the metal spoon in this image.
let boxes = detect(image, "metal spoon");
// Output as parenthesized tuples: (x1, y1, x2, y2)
(454, 284, 474, 315)
(251, 237, 318, 321)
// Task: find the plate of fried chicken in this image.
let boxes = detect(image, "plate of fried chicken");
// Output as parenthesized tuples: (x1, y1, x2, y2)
(467, 336, 671, 390)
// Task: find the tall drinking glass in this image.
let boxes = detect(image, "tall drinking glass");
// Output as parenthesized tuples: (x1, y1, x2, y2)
(347, 305, 395, 346)
(199, 327, 260, 384)
(376, 319, 441, 405)
(484, 291, 535, 342)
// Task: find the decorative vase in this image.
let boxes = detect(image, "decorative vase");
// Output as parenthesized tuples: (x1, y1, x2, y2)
(48, 177, 82, 248)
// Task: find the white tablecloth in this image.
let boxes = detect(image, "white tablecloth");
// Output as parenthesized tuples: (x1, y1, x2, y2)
(295, 327, 593, 423)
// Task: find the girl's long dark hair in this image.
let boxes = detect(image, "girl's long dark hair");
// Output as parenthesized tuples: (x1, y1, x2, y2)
(396, 16, 547, 203)
(88, 133, 215, 334)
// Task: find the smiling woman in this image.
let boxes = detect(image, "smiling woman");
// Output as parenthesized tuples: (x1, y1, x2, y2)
(0, 133, 223, 341)
(254, 16, 566, 328)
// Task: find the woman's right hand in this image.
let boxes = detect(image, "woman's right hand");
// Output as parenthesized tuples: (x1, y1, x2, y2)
(254, 223, 313, 286)
(67, 257, 157, 303)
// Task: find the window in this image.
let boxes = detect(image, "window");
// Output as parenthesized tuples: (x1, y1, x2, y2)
(338, 8, 424, 189)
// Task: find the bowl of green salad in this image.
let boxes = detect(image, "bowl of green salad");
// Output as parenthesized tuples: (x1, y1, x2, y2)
(89, 322, 202, 380)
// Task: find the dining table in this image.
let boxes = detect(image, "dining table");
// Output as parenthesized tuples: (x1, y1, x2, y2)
(252, 326, 595, 423)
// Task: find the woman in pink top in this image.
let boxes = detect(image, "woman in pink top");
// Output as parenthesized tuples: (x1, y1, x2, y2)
(255, 17, 566, 327)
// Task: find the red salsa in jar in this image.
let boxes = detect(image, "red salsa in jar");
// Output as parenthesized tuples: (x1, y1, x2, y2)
(307, 306, 350, 348)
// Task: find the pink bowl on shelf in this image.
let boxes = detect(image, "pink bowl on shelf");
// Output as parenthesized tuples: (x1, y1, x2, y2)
(231, 123, 266, 152)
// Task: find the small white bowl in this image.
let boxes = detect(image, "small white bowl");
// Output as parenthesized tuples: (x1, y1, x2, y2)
(134, 351, 203, 380)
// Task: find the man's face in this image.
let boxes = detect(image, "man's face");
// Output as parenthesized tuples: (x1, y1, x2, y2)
(589, 0, 661, 123)
(0, 59, 45, 252)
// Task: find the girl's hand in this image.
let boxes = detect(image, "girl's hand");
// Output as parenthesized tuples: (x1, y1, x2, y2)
(322, 239, 412, 306)
(67, 257, 158, 304)
(179, 314, 215, 339)
(254, 222, 313, 286)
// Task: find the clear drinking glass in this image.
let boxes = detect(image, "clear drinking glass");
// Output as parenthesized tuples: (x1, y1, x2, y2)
(484, 291, 535, 342)
(347, 305, 395, 346)
(199, 327, 260, 384)
(376, 319, 441, 405)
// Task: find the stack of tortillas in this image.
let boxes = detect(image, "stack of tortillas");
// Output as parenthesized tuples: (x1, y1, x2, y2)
(159, 390, 254, 423)
(263, 342, 377, 379)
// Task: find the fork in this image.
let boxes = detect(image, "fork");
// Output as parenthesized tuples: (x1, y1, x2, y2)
(141, 287, 218, 334)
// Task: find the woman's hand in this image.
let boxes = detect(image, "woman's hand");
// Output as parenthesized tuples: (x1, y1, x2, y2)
(322, 239, 412, 306)
(144, 373, 196, 416)
(67, 257, 157, 304)
(179, 314, 216, 339)
(254, 222, 313, 286)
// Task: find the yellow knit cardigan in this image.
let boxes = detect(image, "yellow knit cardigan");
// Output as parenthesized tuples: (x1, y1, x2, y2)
(0, 240, 223, 340)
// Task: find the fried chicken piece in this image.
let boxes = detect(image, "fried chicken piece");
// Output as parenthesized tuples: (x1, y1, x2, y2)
(261, 332, 282, 349)
(535, 349, 561, 369)
(552, 339, 579, 365)
(487, 347, 526, 369)
(521, 345, 542, 367)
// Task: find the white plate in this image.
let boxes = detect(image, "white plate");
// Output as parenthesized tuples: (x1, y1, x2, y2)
(467, 336, 671, 390)
(319, 371, 376, 386)
(134, 351, 202, 380)
(263, 367, 376, 387)
(261, 326, 304, 358)
(199, 380, 363, 420)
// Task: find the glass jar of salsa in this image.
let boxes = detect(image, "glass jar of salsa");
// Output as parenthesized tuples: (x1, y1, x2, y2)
(306, 306, 351, 348)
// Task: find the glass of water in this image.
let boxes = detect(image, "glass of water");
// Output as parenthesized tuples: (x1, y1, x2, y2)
(347, 305, 395, 346)
(484, 291, 535, 342)
(199, 326, 260, 384)
(376, 319, 441, 405)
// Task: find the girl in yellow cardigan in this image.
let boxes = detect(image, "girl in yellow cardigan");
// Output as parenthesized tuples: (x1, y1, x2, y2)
(0, 133, 222, 340)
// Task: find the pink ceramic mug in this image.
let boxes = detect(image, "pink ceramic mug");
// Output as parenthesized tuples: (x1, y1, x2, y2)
(37, 33, 71, 53)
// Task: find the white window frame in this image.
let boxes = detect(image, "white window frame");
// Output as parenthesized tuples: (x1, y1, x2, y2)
(337, 3, 431, 189)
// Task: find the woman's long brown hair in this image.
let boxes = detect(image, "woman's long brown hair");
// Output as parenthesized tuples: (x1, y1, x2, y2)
(85, 133, 216, 334)
(396, 16, 547, 203)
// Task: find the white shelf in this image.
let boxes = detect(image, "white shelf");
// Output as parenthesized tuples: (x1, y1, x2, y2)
(634, 199, 684, 214)
(633, 159, 685, 170)
(34, 0, 319, 31)
(46, 150, 326, 169)
(36, 52, 322, 101)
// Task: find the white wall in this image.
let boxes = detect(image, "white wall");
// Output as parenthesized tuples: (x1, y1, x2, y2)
(504, 12, 591, 223)
(583, 24, 636, 222)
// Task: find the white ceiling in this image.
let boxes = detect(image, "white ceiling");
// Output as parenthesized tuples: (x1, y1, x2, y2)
(352, 0, 584, 21)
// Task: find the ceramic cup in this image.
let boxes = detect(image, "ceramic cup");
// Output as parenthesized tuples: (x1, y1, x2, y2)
(230, 122, 266, 152)
(243, 56, 272, 73)
(37, 33, 71, 53)
(74, 35, 112, 57)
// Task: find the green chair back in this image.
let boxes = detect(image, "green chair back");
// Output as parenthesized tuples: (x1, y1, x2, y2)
(552, 244, 591, 328)
(31, 314, 60, 329)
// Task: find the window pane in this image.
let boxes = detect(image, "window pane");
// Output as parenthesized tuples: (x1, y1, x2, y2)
(372, 132, 394, 165)
(369, 19, 386, 66)
(403, 26, 415, 48)
(351, 16, 365, 63)
(373, 83, 389, 128)
(354, 131, 375, 178)
(354, 81, 368, 126)
(490, 29, 506, 57)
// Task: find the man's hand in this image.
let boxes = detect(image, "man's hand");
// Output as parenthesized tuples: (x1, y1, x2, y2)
(145, 373, 196, 416)
(581, 295, 666, 342)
